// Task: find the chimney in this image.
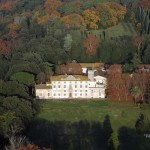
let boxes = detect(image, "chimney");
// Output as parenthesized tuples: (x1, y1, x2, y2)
(88, 69, 95, 81)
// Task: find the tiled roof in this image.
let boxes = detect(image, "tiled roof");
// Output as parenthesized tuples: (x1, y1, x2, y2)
(79, 63, 104, 68)
(35, 84, 52, 89)
(51, 75, 90, 81)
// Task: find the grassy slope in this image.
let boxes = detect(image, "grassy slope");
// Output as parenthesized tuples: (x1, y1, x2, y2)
(91, 23, 137, 39)
(38, 100, 150, 132)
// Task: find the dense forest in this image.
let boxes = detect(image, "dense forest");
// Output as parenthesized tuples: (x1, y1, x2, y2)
(0, 0, 150, 149)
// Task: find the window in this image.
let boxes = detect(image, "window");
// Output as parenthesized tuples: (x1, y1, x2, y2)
(64, 90, 66, 92)
(53, 85, 56, 88)
(75, 85, 77, 88)
(80, 90, 82, 92)
(58, 85, 60, 88)
(40, 93, 42, 96)
(80, 85, 82, 88)
(80, 93, 82, 96)
(48, 93, 50, 96)
(64, 85, 66, 88)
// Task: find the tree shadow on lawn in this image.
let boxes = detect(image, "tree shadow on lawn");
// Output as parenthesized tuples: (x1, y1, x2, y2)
(118, 126, 150, 150)
(26, 115, 113, 150)
(26, 115, 150, 150)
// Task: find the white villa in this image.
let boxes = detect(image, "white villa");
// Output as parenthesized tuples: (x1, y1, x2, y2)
(35, 63, 107, 99)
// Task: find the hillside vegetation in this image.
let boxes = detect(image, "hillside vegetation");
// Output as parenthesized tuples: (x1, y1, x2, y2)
(1, 0, 150, 149)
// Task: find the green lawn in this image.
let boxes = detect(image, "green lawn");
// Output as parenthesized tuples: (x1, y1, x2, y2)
(91, 23, 137, 40)
(38, 100, 150, 132)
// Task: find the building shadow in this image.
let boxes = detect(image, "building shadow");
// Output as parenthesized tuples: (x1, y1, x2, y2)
(26, 115, 113, 150)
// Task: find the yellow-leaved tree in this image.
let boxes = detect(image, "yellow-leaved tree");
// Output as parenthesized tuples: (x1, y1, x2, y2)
(83, 9, 100, 30)
(95, 2, 127, 28)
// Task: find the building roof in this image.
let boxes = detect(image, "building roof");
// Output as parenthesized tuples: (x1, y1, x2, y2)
(51, 75, 90, 81)
(138, 64, 150, 69)
(79, 63, 104, 68)
(35, 84, 52, 89)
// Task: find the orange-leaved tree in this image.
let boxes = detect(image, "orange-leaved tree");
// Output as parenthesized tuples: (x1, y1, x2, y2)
(44, 0, 62, 20)
(139, 0, 150, 9)
(0, 0, 19, 11)
(83, 35, 100, 56)
(0, 39, 13, 54)
(61, 13, 85, 29)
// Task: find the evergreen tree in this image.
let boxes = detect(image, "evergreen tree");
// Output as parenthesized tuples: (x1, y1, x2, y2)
(64, 34, 73, 52)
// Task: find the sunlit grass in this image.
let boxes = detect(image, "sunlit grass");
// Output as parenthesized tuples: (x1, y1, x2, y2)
(38, 100, 150, 132)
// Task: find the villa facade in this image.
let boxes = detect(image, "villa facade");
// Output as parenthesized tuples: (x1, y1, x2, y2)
(35, 63, 107, 99)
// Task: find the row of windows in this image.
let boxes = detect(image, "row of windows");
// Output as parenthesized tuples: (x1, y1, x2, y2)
(53, 93, 88, 96)
(53, 90, 88, 93)
(53, 81, 88, 84)
(39, 93, 51, 96)
(53, 85, 88, 88)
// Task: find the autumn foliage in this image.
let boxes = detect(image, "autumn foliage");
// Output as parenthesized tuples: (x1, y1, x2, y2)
(132, 36, 145, 48)
(55, 62, 82, 75)
(0, 0, 19, 11)
(44, 0, 62, 20)
(139, 0, 150, 9)
(17, 144, 50, 150)
(61, 13, 85, 29)
(83, 9, 100, 30)
(107, 65, 150, 102)
(83, 35, 100, 56)
(107, 72, 133, 101)
(0, 39, 13, 54)
(95, 2, 127, 27)
(8, 23, 20, 31)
